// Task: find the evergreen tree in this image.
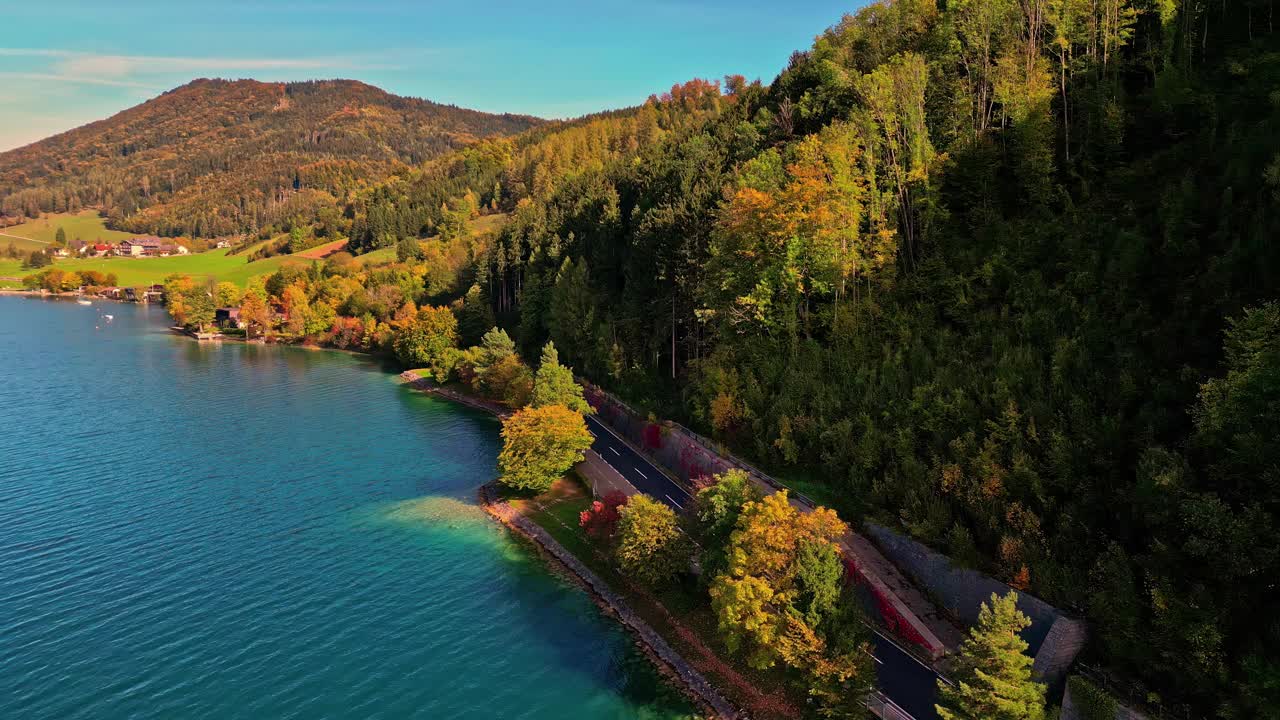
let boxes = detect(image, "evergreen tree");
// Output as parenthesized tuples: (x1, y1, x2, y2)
(531, 341, 591, 414)
(54, 226, 66, 246)
(936, 591, 1046, 720)
(548, 256, 595, 369)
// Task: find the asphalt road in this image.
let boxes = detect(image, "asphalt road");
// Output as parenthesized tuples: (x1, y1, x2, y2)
(584, 414, 693, 511)
(583, 412, 947, 720)
(871, 631, 945, 720)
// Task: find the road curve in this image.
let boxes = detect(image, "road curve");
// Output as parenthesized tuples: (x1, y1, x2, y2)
(582, 412, 945, 719)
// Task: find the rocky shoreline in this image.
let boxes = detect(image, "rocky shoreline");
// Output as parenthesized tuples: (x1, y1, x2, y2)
(396, 372, 741, 719)
(477, 482, 739, 720)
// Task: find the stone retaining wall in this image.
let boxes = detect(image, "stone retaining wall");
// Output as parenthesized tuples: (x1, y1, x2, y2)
(479, 485, 739, 719)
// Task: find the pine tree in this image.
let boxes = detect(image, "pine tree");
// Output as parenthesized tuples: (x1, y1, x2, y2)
(531, 341, 591, 414)
(936, 591, 1046, 720)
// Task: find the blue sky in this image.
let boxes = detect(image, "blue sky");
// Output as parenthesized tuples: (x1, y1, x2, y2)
(0, 1, 860, 151)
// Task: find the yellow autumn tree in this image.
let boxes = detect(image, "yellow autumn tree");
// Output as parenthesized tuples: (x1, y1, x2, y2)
(497, 404, 593, 493)
(709, 490, 848, 669)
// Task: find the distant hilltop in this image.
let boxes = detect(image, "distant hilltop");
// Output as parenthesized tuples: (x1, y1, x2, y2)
(0, 79, 546, 238)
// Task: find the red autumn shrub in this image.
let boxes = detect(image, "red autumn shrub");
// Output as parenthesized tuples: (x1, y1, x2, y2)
(328, 316, 366, 349)
(579, 490, 628, 540)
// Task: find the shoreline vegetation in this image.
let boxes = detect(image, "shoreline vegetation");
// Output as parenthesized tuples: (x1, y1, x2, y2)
(76, 289, 1041, 719)
(397, 371, 788, 720)
(479, 480, 739, 720)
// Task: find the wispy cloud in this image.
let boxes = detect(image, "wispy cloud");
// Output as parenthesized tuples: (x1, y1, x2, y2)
(0, 47, 405, 86)
(0, 71, 162, 90)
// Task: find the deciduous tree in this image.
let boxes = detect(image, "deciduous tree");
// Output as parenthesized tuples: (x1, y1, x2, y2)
(709, 490, 847, 669)
(393, 305, 458, 380)
(497, 404, 592, 492)
(615, 494, 689, 586)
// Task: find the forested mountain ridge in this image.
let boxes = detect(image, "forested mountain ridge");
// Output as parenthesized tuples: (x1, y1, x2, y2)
(0, 78, 542, 237)
(342, 79, 731, 255)
(438, 1, 1278, 716)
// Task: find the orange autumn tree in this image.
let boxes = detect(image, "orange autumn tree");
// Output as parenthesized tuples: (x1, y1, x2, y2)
(709, 490, 873, 715)
(708, 120, 895, 338)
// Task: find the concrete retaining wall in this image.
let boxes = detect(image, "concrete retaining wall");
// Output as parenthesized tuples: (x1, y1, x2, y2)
(865, 522, 1086, 683)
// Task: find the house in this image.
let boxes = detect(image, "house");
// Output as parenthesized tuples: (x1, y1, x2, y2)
(99, 287, 122, 299)
(91, 243, 113, 257)
(214, 239, 232, 249)
(118, 239, 147, 256)
(52, 247, 69, 257)
(119, 236, 175, 256)
(215, 307, 244, 329)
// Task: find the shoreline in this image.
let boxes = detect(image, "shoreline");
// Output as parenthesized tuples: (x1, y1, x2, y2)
(478, 482, 739, 720)
(398, 373, 741, 719)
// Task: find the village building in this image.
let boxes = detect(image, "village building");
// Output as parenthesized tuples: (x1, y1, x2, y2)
(215, 307, 244, 329)
(117, 237, 188, 257)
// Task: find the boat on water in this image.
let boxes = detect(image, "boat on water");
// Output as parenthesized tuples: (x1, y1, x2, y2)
(103, 314, 114, 321)
(77, 298, 92, 306)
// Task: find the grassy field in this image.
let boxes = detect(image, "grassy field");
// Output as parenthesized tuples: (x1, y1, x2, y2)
(0, 247, 315, 289)
(0, 258, 24, 280)
(1, 210, 510, 288)
(0, 210, 135, 252)
(354, 212, 508, 267)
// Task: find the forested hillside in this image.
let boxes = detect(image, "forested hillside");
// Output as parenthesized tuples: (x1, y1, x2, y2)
(397, 1, 1274, 715)
(8, 0, 1279, 712)
(342, 79, 730, 256)
(0, 79, 541, 237)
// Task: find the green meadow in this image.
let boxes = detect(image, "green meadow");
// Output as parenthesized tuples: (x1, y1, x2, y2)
(0, 210, 135, 252)
(0, 247, 313, 289)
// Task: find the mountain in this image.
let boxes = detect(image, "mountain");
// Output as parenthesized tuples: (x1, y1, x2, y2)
(0, 78, 543, 237)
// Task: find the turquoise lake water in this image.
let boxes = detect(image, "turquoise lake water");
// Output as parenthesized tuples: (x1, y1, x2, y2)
(0, 296, 691, 719)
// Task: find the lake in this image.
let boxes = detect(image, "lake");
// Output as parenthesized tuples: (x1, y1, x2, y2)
(0, 296, 690, 719)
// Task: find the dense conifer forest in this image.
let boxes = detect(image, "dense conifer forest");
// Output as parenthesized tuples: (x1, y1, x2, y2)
(6, 0, 1279, 714)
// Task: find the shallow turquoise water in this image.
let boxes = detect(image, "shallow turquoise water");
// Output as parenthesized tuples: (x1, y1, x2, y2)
(0, 297, 690, 719)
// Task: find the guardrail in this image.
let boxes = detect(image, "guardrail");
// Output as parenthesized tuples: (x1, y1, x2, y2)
(868, 691, 917, 720)
(579, 380, 822, 507)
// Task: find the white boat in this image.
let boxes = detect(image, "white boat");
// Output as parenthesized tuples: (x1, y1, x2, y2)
(103, 314, 114, 321)
(77, 298, 92, 306)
